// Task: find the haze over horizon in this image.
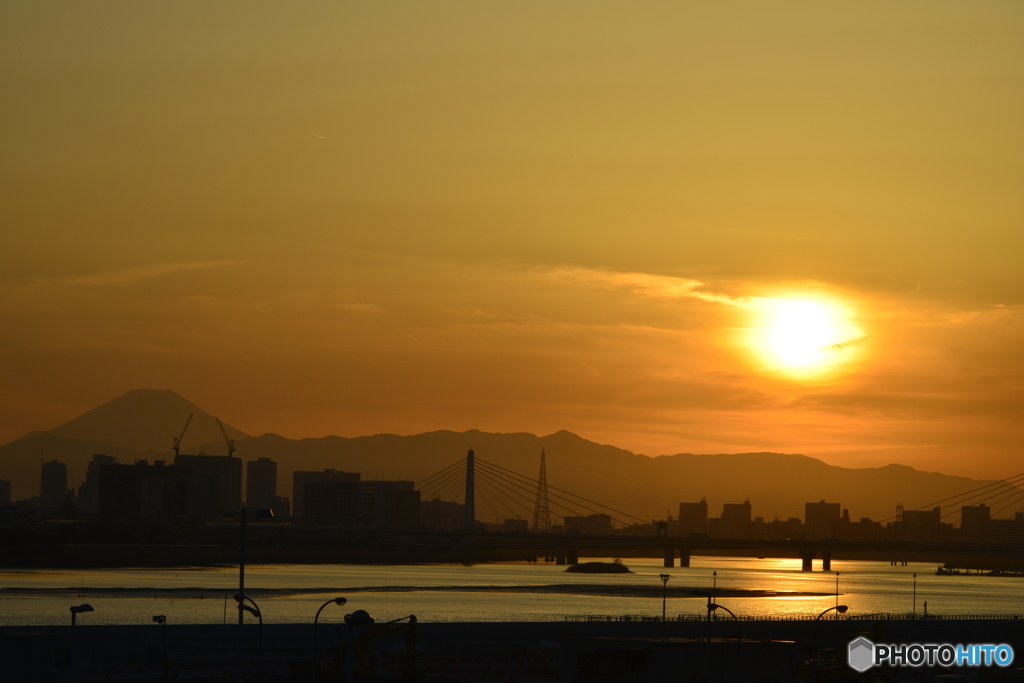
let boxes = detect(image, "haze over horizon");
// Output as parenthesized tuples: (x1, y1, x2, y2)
(2, 3, 1023, 480)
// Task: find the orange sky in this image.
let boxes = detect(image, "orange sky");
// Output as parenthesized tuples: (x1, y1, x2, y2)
(2, 2, 1023, 477)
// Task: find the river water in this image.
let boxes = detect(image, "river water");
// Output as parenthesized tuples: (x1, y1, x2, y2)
(2, 556, 1020, 627)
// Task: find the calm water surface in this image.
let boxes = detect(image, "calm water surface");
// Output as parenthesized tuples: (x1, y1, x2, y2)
(3, 557, 1021, 626)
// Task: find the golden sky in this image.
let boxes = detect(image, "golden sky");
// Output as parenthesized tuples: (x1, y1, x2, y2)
(2, 2, 1022, 477)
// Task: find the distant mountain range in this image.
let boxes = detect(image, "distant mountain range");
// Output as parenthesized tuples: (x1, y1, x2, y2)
(29, 388, 249, 452)
(0, 389, 1002, 523)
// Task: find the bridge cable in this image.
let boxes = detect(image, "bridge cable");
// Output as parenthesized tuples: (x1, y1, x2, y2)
(477, 457, 651, 525)
(475, 460, 637, 525)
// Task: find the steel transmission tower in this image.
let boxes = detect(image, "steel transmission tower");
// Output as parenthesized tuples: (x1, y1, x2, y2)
(532, 449, 553, 532)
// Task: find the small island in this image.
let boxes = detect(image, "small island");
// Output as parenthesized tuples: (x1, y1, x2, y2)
(565, 560, 633, 574)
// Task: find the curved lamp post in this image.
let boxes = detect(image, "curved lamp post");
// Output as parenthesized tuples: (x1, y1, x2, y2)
(659, 574, 670, 620)
(70, 604, 94, 681)
(312, 597, 347, 683)
(152, 615, 168, 679)
(236, 594, 264, 682)
(707, 603, 740, 641)
(812, 604, 849, 682)
(70, 603, 94, 626)
(344, 610, 376, 683)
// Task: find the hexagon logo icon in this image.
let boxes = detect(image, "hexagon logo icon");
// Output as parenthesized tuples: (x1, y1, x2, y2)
(848, 637, 875, 672)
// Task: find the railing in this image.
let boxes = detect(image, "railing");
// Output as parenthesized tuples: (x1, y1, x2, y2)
(565, 613, 1024, 623)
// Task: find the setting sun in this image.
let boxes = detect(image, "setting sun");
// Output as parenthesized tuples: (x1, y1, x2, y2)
(753, 298, 862, 372)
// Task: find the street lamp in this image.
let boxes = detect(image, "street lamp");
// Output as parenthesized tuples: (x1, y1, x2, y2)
(312, 597, 347, 683)
(70, 603, 94, 627)
(659, 574, 670, 621)
(70, 604, 94, 681)
(238, 508, 273, 683)
(344, 610, 376, 683)
(834, 571, 840, 617)
(236, 594, 264, 682)
(238, 508, 274, 624)
(707, 603, 740, 641)
(812, 604, 849, 681)
(912, 572, 917, 618)
(152, 615, 168, 679)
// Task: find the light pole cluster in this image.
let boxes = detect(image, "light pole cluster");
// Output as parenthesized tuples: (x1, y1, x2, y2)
(64, 590, 379, 683)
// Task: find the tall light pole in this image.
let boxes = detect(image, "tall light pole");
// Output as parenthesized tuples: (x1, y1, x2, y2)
(812, 604, 848, 682)
(912, 572, 917, 618)
(710, 571, 717, 620)
(238, 508, 273, 683)
(238, 508, 274, 624)
(313, 597, 347, 683)
(152, 615, 167, 679)
(834, 571, 840, 618)
(663, 573, 671, 622)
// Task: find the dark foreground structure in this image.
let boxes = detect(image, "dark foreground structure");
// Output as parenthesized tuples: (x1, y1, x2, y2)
(5, 617, 1024, 682)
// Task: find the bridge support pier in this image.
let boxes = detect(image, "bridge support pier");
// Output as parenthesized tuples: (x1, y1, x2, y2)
(555, 545, 567, 566)
(679, 548, 690, 568)
(663, 547, 675, 568)
(801, 553, 814, 572)
(566, 548, 579, 565)
(822, 552, 832, 572)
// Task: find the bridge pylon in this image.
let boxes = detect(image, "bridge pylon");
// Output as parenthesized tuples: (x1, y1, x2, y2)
(463, 449, 475, 530)
(532, 449, 552, 533)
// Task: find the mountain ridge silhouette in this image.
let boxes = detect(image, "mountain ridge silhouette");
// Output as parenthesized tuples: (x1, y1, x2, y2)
(0, 389, 1003, 521)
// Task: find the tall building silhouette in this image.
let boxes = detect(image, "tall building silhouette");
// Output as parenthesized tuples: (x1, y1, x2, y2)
(97, 460, 191, 520)
(361, 480, 420, 528)
(678, 498, 708, 535)
(246, 458, 277, 510)
(174, 453, 242, 519)
(78, 453, 118, 513)
(40, 460, 67, 505)
(804, 500, 841, 540)
(293, 469, 360, 518)
(720, 499, 752, 538)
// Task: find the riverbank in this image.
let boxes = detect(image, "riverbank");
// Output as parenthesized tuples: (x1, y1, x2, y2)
(0, 582, 834, 600)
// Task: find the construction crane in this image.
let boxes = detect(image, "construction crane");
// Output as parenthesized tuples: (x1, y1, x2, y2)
(172, 414, 193, 458)
(216, 417, 236, 458)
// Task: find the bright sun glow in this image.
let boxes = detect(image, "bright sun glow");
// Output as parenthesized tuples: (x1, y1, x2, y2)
(754, 298, 862, 372)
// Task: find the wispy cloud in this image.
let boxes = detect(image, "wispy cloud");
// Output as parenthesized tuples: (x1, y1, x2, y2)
(544, 266, 753, 307)
(335, 302, 387, 314)
(27, 260, 236, 288)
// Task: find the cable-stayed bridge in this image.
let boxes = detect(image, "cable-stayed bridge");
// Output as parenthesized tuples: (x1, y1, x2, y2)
(412, 450, 1024, 571)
